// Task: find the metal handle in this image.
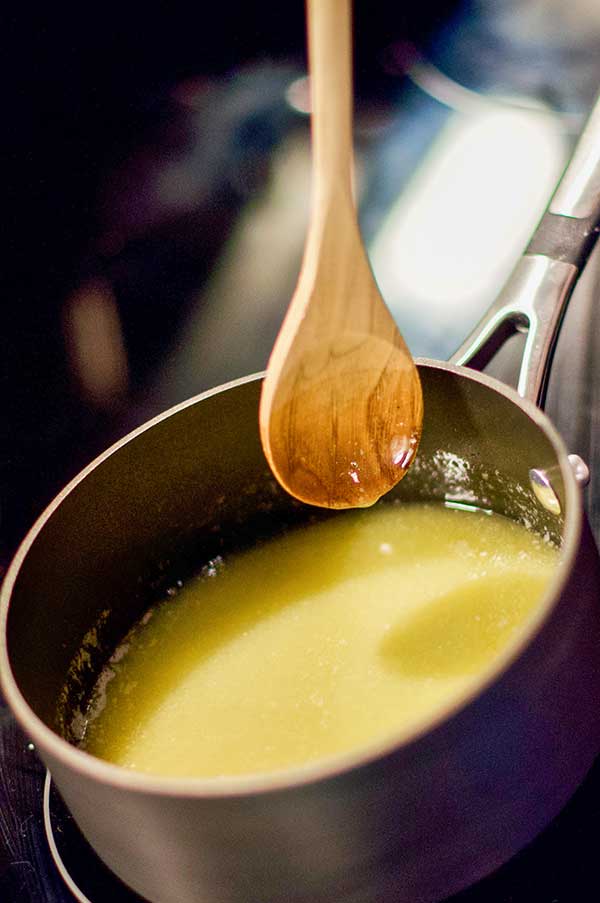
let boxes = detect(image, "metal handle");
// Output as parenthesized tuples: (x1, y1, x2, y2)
(451, 92, 600, 408)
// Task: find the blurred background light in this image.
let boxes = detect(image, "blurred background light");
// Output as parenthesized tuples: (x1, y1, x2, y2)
(369, 99, 567, 357)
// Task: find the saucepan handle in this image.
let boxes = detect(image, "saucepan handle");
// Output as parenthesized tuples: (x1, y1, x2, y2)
(450, 92, 600, 408)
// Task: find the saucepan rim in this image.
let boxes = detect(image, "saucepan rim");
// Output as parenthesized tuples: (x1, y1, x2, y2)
(0, 361, 582, 799)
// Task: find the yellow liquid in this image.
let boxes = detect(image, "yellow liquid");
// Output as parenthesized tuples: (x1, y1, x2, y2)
(82, 503, 559, 778)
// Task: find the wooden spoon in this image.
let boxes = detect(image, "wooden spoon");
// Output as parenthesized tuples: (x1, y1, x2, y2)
(259, 0, 423, 509)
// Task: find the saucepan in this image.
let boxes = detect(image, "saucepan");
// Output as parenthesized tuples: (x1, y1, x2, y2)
(3, 94, 600, 903)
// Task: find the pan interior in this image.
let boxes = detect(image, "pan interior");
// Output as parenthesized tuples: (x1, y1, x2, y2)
(4, 367, 568, 756)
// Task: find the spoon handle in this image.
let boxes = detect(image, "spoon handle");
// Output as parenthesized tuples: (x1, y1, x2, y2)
(307, 0, 354, 208)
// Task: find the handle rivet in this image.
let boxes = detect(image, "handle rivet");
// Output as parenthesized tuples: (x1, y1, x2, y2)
(567, 453, 590, 487)
(529, 468, 561, 515)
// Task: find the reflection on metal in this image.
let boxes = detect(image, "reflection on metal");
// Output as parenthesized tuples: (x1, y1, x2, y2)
(529, 454, 589, 516)
(530, 467, 562, 516)
(406, 51, 579, 129)
(550, 92, 600, 218)
(451, 256, 578, 407)
(43, 772, 93, 903)
(568, 453, 591, 487)
(452, 89, 600, 408)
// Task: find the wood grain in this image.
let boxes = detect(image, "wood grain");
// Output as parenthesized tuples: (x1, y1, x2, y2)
(259, 0, 423, 509)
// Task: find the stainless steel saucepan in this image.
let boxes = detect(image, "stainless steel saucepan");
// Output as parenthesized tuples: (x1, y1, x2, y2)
(3, 96, 600, 903)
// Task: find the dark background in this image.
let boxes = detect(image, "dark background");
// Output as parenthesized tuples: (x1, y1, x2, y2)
(3, 0, 459, 563)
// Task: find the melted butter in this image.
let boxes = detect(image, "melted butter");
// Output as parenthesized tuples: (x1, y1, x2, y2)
(81, 503, 559, 778)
